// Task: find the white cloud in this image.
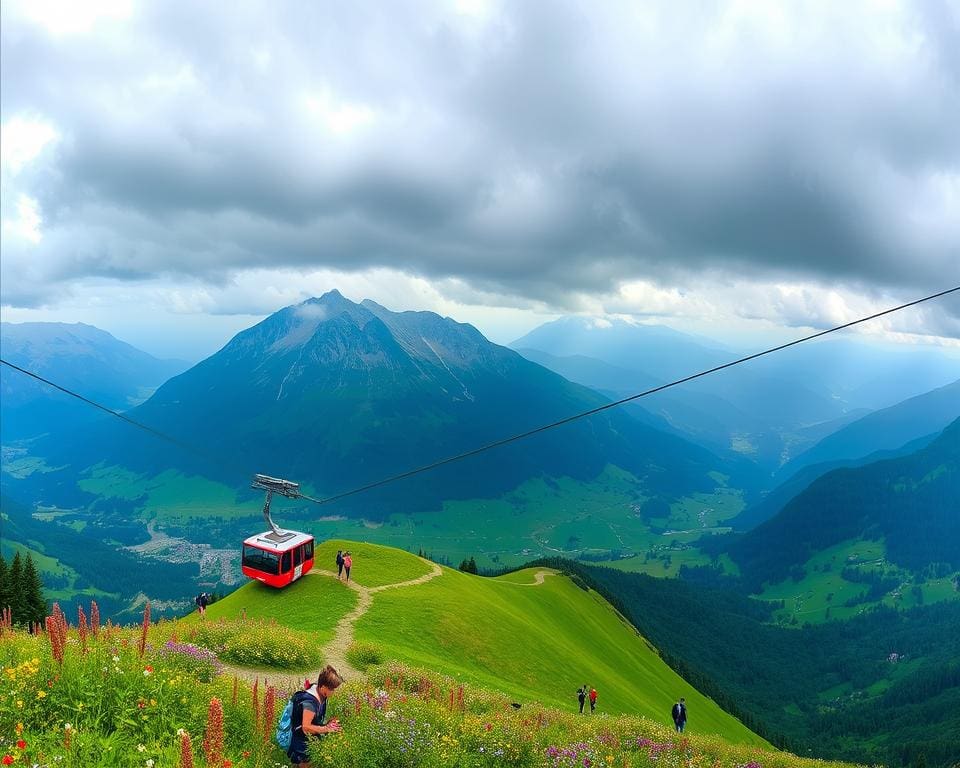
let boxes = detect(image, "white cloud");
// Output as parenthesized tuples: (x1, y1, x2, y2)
(1, 0, 957, 349)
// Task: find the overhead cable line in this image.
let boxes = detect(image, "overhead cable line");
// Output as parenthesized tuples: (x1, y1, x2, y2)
(2, 285, 957, 508)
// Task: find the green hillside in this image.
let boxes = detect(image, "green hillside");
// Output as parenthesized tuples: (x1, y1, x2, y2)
(730, 418, 960, 591)
(205, 539, 765, 746)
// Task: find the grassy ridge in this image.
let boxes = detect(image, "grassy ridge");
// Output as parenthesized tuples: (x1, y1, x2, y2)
(336, 549, 765, 744)
(313, 539, 434, 587)
(355, 567, 763, 743)
(207, 539, 761, 744)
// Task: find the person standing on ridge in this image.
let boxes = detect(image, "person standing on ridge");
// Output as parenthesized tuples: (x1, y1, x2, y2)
(343, 551, 353, 582)
(287, 664, 344, 767)
(195, 592, 208, 618)
(336, 550, 344, 580)
(577, 685, 586, 713)
(589, 686, 598, 713)
(672, 697, 687, 733)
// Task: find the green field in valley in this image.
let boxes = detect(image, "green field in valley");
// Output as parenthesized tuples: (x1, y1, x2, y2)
(759, 538, 959, 625)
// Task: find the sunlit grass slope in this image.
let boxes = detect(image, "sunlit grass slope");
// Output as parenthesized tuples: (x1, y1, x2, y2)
(186, 570, 358, 645)
(344, 548, 764, 745)
(313, 539, 434, 587)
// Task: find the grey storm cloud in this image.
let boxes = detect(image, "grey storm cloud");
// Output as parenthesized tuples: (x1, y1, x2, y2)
(2, 0, 959, 313)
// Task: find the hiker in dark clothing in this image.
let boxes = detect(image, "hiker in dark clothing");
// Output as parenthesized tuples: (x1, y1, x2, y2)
(288, 665, 343, 767)
(195, 592, 208, 617)
(589, 687, 597, 713)
(671, 697, 687, 733)
(577, 685, 586, 713)
(336, 550, 344, 580)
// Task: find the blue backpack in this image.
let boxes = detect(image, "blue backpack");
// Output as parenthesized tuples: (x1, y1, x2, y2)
(275, 691, 309, 750)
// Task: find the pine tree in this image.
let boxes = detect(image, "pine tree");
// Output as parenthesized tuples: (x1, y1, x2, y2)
(22, 554, 47, 629)
(8, 552, 25, 626)
(0, 553, 9, 614)
(467, 556, 478, 574)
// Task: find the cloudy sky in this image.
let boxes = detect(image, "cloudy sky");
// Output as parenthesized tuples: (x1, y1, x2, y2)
(2, 0, 959, 360)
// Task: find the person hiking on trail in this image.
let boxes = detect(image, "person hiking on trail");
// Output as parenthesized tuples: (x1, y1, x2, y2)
(195, 592, 208, 617)
(577, 685, 586, 713)
(672, 697, 687, 733)
(287, 665, 344, 767)
(336, 550, 344, 580)
(343, 551, 353, 582)
(589, 686, 598, 713)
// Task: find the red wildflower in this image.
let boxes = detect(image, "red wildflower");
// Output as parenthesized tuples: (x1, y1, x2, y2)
(90, 600, 100, 637)
(16, 740, 25, 750)
(262, 685, 277, 743)
(2, 755, 14, 765)
(203, 697, 224, 767)
(179, 731, 195, 768)
(137, 602, 151, 658)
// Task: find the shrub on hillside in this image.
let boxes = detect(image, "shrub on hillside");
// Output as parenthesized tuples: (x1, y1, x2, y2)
(346, 640, 385, 671)
(158, 640, 223, 682)
(187, 619, 320, 669)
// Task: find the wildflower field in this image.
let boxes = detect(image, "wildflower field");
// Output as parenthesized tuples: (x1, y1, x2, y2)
(0, 602, 876, 768)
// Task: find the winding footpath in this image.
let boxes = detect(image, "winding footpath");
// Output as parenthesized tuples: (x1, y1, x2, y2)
(312, 561, 443, 679)
(219, 559, 443, 687)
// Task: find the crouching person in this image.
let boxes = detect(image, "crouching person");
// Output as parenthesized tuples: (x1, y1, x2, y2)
(288, 665, 343, 767)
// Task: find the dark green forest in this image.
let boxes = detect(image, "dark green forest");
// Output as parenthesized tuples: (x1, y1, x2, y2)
(0, 550, 46, 628)
(517, 558, 960, 767)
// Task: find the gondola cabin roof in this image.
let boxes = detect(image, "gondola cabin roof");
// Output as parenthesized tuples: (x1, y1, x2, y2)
(243, 529, 314, 552)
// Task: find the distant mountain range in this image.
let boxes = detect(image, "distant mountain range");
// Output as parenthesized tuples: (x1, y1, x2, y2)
(1, 322, 188, 441)
(777, 379, 960, 480)
(730, 418, 960, 589)
(512, 318, 959, 476)
(29, 292, 735, 517)
(732, 380, 960, 530)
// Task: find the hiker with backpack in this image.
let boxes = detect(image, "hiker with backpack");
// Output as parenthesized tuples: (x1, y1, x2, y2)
(195, 592, 209, 617)
(577, 684, 586, 713)
(336, 550, 345, 580)
(343, 551, 352, 582)
(277, 665, 344, 767)
(589, 686, 598, 713)
(671, 697, 687, 733)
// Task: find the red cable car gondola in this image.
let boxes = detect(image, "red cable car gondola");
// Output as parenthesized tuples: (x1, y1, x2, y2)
(241, 474, 316, 588)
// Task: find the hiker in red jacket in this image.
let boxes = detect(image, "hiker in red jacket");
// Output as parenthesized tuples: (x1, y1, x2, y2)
(589, 687, 597, 713)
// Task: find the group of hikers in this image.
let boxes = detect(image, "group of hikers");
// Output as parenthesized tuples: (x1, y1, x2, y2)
(576, 684, 598, 713)
(575, 687, 688, 732)
(335, 549, 352, 581)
